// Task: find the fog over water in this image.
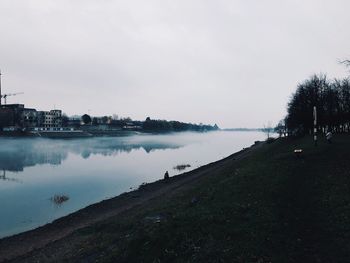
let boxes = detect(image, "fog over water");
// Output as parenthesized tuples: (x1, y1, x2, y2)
(0, 131, 265, 238)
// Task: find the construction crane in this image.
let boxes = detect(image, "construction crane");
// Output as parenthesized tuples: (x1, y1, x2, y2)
(1, 92, 24, 104)
(0, 70, 24, 105)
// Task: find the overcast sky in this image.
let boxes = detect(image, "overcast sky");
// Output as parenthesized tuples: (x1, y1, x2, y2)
(0, 0, 349, 128)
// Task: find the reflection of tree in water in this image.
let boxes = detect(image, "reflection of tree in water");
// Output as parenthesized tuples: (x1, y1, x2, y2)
(142, 144, 178, 153)
(78, 144, 180, 156)
(68, 138, 182, 157)
(0, 137, 183, 172)
(0, 170, 21, 183)
(0, 140, 68, 172)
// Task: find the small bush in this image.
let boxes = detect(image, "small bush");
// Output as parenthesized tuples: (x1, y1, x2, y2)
(51, 194, 69, 205)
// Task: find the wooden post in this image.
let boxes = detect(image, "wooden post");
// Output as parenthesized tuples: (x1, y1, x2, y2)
(0, 69, 2, 106)
(313, 106, 317, 146)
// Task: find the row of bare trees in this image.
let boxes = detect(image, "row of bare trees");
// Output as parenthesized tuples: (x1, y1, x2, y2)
(284, 74, 350, 135)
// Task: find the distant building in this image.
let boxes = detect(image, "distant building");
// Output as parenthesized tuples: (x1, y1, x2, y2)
(0, 104, 25, 129)
(67, 117, 81, 128)
(38, 110, 62, 128)
(92, 116, 112, 125)
(123, 122, 142, 130)
(22, 108, 39, 128)
(0, 104, 63, 130)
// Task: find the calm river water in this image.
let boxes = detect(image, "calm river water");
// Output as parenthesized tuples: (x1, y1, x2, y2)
(0, 131, 265, 238)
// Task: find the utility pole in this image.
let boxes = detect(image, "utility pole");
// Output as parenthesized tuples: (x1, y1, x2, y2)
(313, 106, 317, 146)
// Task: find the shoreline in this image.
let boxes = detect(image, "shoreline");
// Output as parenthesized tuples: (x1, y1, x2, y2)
(0, 129, 220, 139)
(0, 141, 262, 262)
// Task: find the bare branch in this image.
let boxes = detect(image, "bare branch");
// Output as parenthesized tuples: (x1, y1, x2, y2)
(339, 59, 350, 67)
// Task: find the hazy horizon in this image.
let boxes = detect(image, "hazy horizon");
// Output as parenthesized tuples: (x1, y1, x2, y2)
(0, 0, 349, 128)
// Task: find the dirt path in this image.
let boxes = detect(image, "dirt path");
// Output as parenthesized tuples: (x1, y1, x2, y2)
(0, 144, 260, 262)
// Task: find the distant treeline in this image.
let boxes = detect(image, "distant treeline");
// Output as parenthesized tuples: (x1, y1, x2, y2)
(75, 115, 219, 133)
(283, 74, 350, 135)
(142, 117, 219, 132)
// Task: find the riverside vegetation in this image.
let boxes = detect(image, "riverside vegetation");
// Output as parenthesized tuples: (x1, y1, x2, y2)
(6, 134, 350, 262)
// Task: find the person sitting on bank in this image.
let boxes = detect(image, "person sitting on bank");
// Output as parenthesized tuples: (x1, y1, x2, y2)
(326, 130, 333, 144)
(164, 171, 169, 180)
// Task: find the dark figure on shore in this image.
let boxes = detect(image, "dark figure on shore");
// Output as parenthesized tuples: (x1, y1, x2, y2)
(164, 171, 169, 180)
(326, 131, 333, 144)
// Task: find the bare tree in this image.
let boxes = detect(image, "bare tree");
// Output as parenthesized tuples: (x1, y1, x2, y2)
(275, 120, 286, 137)
(340, 59, 350, 67)
(339, 59, 350, 73)
(263, 121, 273, 139)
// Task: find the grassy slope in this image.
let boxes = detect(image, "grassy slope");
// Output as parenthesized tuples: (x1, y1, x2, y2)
(18, 135, 350, 263)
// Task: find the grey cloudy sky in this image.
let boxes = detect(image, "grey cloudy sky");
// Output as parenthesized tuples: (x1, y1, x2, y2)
(0, 0, 349, 128)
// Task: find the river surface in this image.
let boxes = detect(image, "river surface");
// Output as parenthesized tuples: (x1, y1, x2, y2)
(0, 131, 265, 238)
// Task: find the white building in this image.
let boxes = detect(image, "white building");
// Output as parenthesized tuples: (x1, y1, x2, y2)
(38, 110, 62, 128)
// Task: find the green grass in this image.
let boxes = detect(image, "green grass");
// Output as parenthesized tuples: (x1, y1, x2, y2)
(28, 135, 350, 262)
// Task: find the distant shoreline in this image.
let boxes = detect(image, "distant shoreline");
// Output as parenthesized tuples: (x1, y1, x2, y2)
(0, 129, 224, 139)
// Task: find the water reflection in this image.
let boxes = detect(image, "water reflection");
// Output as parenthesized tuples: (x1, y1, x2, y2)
(0, 131, 266, 238)
(0, 170, 21, 183)
(0, 137, 182, 173)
